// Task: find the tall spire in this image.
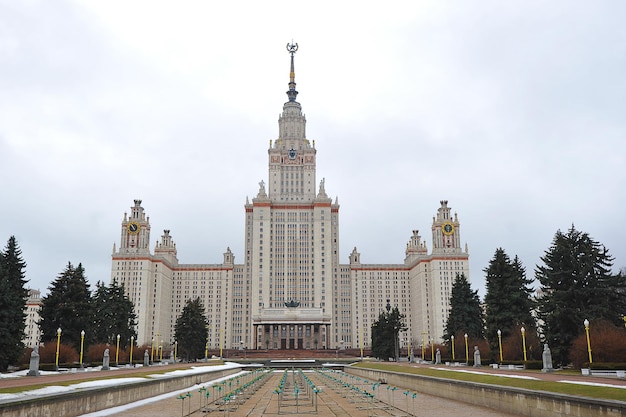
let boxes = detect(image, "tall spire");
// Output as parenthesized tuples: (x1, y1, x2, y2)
(286, 42, 299, 102)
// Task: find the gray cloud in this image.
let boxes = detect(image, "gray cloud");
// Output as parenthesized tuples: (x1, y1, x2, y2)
(1, 0, 624, 296)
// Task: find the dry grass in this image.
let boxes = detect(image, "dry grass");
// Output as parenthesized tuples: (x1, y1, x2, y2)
(352, 362, 626, 402)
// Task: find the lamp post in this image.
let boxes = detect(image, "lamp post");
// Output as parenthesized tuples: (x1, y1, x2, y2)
(497, 330, 503, 363)
(55, 328, 62, 371)
(159, 344, 163, 362)
(116, 334, 120, 366)
(521, 327, 527, 362)
(360, 326, 364, 360)
(451, 335, 455, 361)
(79, 330, 85, 370)
(430, 339, 434, 362)
(421, 332, 425, 361)
(205, 324, 211, 360)
(174, 341, 178, 362)
(130, 336, 134, 367)
(151, 338, 155, 364)
(407, 334, 411, 362)
(219, 328, 223, 358)
(584, 319, 593, 364)
(464, 333, 468, 364)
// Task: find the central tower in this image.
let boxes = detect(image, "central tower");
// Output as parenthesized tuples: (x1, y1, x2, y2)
(268, 43, 317, 202)
(246, 44, 339, 350)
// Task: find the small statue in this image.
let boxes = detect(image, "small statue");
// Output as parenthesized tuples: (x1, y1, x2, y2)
(27, 346, 40, 376)
(473, 346, 481, 367)
(542, 343, 553, 372)
(102, 348, 110, 370)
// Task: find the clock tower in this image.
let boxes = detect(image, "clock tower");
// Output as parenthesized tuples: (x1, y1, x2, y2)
(432, 200, 462, 253)
(119, 199, 151, 254)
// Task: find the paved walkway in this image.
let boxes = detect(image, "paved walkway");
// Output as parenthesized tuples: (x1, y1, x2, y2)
(3, 362, 625, 417)
(88, 368, 521, 417)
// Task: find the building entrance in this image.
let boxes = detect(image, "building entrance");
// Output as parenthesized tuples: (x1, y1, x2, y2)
(257, 323, 327, 350)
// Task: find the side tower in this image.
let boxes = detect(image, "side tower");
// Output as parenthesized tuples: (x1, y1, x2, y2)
(111, 200, 174, 345)
(247, 43, 337, 350)
(408, 200, 469, 345)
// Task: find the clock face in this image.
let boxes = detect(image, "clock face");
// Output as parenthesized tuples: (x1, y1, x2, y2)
(442, 222, 455, 235)
(288, 148, 297, 160)
(128, 222, 140, 234)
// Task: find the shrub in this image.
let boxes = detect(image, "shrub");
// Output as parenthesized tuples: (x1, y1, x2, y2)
(19, 347, 34, 366)
(570, 320, 626, 369)
(38, 343, 78, 365)
(501, 325, 541, 362)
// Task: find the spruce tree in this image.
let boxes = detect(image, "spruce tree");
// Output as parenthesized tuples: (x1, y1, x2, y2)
(371, 311, 390, 360)
(174, 298, 209, 361)
(443, 273, 484, 343)
(0, 236, 29, 371)
(484, 249, 536, 351)
(510, 255, 536, 328)
(92, 280, 137, 348)
(39, 262, 93, 351)
(371, 303, 407, 361)
(536, 225, 624, 366)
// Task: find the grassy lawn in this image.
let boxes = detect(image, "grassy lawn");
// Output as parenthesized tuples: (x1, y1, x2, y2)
(352, 362, 626, 402)
(0, 361, 224, 395)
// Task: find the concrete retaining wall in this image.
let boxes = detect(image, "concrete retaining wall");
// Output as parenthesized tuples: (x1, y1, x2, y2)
(0, 366, 240, 417)
(346, 366, 626, 417)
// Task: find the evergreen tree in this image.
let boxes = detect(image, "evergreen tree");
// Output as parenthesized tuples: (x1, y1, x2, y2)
(483, 249, 536, 351)
(443, 273, 484, 343)
(536, 225, 625, 366)
(92, 280, 137, 348)
(0, 236, 29, 371)
(371, 311, 392, 360)
(371, 301, 407, 361)
(39, 262, 93, 351)
(174, 298, 209, 361)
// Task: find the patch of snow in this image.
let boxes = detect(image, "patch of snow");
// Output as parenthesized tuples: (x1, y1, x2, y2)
(432, 367, 540, 380)
(0, 363, 247, 411)
(78, 369, 251, 416)
(558, 380, 626, 389)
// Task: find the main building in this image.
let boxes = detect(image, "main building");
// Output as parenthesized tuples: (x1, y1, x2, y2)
(111, 44, 470, 353)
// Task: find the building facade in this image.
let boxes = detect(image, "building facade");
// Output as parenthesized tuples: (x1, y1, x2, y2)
(23, 289, 43, 347)
(111, 45, 470, 353)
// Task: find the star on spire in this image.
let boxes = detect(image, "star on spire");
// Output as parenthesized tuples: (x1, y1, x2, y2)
(286, 42, 299, 102)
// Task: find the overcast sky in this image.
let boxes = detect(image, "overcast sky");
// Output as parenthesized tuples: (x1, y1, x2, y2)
(1, 1, 624, 298)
